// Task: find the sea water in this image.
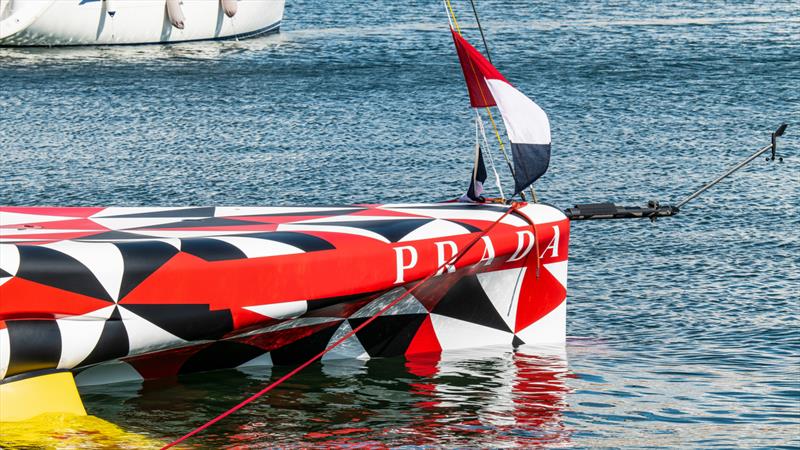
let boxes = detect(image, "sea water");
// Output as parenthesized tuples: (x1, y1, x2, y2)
(1, 0, 798, 447)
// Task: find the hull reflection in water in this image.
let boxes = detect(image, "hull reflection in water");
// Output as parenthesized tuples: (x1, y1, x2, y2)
(78, 346, 571, 447)
(402, 347, 571, 447)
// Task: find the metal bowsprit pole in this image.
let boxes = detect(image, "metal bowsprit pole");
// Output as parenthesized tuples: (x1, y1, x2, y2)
(565, 123, 789, 221)
(674, 123, 787, 209)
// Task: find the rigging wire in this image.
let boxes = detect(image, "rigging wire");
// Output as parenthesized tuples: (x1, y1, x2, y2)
(443, 0, 461, 32)
(468, 0, 492, 63)
(476, 109, 505, 200)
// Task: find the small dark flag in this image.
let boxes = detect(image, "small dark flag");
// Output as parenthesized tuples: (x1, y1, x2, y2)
(462, 143, 488, 202)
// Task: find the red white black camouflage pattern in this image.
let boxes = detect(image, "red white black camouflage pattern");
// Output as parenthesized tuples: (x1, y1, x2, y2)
(0, 203, 568, 385)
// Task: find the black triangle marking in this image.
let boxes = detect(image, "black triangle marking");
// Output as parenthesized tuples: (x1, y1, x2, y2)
(510, 210, 531, 223)
(115, 240, 179, 300)
(451, 220, 482, 233)
(97, 207, 216, 219)
(348, 314, 428, 357)
(77, 230, 160, 241)
(5, 320, 62, 378)
(269, 322, 340, 365)
(180, 238, 247, 261)
(0, 267, 11, 278)
(179, 341, 267, 375)
(306, 219, 432, 242)
(432, 275, 512, 333)
(15, 245, 113, 301)
(140, 217, 265, 229)
(238, 231, 335, 252)
(512, 335, 525, 347)
(121, 304, 233, 341)
(78, 307, 130, 367)
(240, 208, 366, 217)
(305, 291, 381, 317)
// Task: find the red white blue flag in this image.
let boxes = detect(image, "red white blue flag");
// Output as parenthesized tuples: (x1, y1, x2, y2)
(451, 29, 552, 195)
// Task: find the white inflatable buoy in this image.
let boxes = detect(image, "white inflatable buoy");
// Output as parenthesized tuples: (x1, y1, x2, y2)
(220, 0, 237, 18)
(165, 0, 185, 29)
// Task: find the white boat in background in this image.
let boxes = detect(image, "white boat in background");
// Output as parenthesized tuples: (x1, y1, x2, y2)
(0, 0, 284, 46)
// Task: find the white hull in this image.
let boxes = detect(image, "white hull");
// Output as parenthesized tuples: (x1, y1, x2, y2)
(0, 0, 284, 46)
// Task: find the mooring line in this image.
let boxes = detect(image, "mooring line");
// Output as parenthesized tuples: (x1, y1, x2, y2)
(162, 203, 527, 449)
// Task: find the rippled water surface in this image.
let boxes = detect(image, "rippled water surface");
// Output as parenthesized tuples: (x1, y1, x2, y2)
(1, 0, 799, 448)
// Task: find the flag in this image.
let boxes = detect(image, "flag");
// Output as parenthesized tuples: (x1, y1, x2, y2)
(461, 141, 488, 202)
(451, 29, 552, 195)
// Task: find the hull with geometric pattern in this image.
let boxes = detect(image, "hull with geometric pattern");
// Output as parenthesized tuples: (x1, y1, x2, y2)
(0, 203, 568, 386)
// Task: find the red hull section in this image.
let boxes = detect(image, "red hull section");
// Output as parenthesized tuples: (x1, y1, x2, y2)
(0, 203, 569, 384)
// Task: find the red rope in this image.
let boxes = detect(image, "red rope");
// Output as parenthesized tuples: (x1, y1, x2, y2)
(162, 203, 524, 449)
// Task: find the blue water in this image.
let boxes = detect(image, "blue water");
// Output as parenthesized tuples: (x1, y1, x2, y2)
(1, 0, 799, 447)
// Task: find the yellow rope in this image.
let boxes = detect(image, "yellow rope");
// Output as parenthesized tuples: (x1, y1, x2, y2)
(444, 0, 461, 34)
(444, 0, 537, 202)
